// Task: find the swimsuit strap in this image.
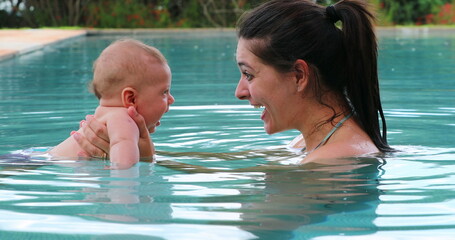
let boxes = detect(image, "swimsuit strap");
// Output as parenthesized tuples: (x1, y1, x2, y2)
(302, 112, 353, 154)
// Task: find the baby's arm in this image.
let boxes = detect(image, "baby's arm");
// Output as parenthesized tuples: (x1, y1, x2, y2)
(106, 111, 140, 169)
(127, 106, 155, 158)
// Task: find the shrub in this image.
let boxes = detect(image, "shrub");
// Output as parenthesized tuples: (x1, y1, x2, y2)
(430, 2, 455, 24)
(380, 0, 454, 25)
(85, 0, 172, 28)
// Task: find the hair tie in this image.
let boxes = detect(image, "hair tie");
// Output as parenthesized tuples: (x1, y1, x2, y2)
(326, 5, 340, 23)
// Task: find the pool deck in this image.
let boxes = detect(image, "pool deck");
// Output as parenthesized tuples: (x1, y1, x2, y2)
(1, 27, 455, 62)
(0, 28, 230, 61)
(0, 29, 87, 61)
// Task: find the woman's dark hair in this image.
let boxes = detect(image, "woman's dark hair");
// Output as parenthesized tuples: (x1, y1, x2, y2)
(237, 0, 392, 152)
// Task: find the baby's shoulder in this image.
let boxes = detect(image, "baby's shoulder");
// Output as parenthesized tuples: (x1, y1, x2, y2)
(94, 106, 129, 122)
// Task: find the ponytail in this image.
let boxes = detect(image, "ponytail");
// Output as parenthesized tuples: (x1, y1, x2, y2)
(331, 1, 392, 152)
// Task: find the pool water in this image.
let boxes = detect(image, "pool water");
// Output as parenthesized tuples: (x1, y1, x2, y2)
(0, 29, 454, 239)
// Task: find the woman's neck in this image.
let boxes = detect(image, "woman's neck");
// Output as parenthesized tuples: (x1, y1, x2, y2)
(297, 94, 350, 152)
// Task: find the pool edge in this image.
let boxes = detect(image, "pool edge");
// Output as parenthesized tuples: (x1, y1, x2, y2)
(1, 27, 454, 62)
(0, 29, 87, 62)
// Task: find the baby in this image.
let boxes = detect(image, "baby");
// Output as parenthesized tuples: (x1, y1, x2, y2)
(50, 39, 174, 169)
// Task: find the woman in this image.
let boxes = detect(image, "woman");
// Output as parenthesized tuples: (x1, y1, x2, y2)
(233, 0, 393, 162)
(73, 0, 393, 164)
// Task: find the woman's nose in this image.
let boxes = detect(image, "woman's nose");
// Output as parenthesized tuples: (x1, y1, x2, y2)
(235, 78, 249, 100)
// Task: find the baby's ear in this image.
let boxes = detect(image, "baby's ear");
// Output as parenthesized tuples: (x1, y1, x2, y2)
(121, 87, 138, 107)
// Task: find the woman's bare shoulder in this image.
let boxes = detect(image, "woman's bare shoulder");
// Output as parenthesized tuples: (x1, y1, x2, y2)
(302, 126, 379, 163)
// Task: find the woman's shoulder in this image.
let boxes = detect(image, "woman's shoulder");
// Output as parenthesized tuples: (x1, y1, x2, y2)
(306, 134, 378, 163)
(303, 122, 379, 163)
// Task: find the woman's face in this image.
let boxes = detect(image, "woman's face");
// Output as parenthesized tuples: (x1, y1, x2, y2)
(235, 38, 299, 134)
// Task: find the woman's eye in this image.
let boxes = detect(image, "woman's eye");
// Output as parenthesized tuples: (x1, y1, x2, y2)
(243, 72, 253, 81)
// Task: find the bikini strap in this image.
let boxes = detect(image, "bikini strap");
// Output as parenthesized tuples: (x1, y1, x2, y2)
(307, 112, 353, 154)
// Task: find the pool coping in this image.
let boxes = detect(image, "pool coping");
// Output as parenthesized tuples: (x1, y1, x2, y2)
(1, 27, 455, 62)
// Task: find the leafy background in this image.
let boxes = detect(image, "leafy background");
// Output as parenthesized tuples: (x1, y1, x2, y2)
(1, 0, 454, 28)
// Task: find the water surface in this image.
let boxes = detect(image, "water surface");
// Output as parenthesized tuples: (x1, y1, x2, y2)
(0, 29, 454, 239)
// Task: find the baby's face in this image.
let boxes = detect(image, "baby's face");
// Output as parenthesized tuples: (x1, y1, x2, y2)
(135, 64, 174, 133)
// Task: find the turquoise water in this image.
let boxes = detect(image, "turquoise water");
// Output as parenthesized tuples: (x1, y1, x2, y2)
(0, 29, 454, 239)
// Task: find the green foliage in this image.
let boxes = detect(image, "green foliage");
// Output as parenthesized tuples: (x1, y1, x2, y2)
(1, 0, 455, 28)
(176, 0, 267, 28)
(179, 0, 207, 28)
(430, 2, 455, 24)
(85, 0, 172, 28)
(380, 0, 452, 25)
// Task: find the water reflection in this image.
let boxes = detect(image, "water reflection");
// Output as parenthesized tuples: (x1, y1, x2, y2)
(155, 152, 385, 239)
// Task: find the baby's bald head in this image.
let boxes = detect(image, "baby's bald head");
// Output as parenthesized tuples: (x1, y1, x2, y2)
(90, 39, 168, 99)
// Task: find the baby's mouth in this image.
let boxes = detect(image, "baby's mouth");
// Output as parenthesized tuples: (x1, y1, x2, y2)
(148, 121, 161, 133)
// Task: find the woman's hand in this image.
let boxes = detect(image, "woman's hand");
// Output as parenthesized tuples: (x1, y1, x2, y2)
(72, 115, 110, 158)
(73, 107, 154, 158)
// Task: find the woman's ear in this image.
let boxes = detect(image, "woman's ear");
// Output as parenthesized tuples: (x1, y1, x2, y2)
(294, 59, 310, 92)
(121, 87, 138, 107)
